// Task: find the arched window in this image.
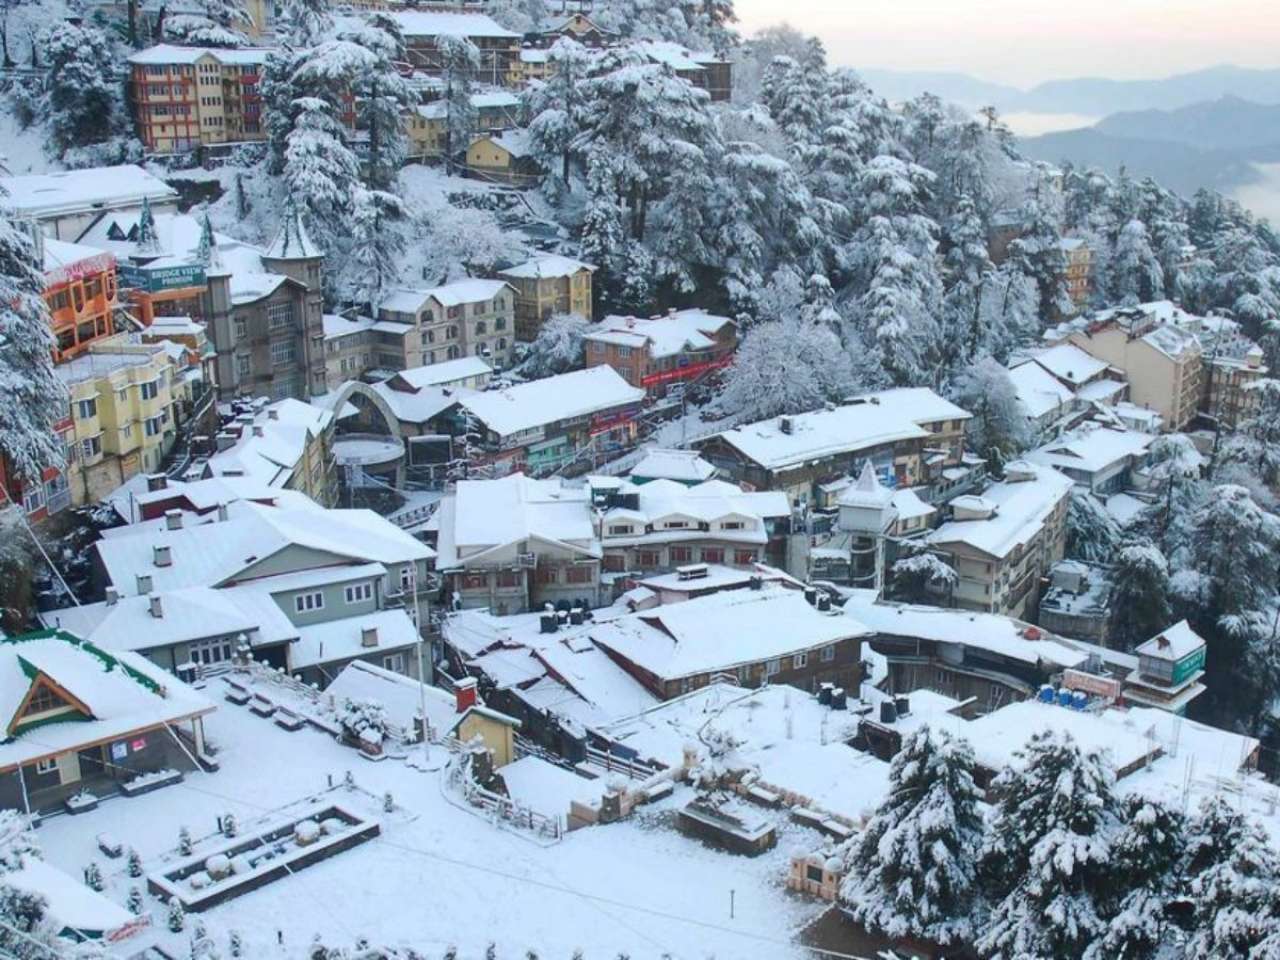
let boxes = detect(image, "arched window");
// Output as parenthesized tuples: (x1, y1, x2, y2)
(475, 321, 486, 335)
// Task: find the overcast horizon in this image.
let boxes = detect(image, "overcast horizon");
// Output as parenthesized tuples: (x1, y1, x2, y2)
(733, 0, 1280, 89)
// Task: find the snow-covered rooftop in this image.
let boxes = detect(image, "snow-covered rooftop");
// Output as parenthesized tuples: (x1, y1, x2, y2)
(1030, 343, 1110, 386)
(926, 463, 1073, 559)
(1135, 620, 1205, 661)
(708, 403, 930, 472)
(599, 477, 788, 546)
(392, 356, 492, 388)
(587, 309, 735, 359)
(0, 165, 177, 219)
(126, 43, 269, 65)
(387, 10, 520, 38)
(369, 380, 462, 426)
(589, 587, 868, 681)
(289, 608, 421, 671)
(0, 630, 213, 772)
(203, 398, 332, 487)
(41, 586, 257, 654)
(416, 90, 520, 119)
(847, 387, 973, 426)
(322, 313, 376, 340)
(1007, 360, 1076, 419)
(459, 366, 644, 438)
(844, 596, 1090, 669)
(1026, 424, 1154, 476)
(41, 237, 114, 278)
(379, 278, 511, 314)
(629, 448, 718, 484)
(498, 254, 596, 280)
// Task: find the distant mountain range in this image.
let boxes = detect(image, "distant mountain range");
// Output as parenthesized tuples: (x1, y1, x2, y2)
(856, 64, 1280, 114)
(1017, 95, 1280, 199)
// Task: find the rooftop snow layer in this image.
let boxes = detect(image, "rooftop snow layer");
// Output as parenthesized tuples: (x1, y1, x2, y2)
(459, 366, 644, 438)
(126, 43, 268, 65)
(587, 309, 734, 360)
(1135, 620, 1205, 660)
(709, 404, 929, 472)
(629, 448, 718, 483)
(1031, 343, 1110, 386)
(926, 463, 1073, 559)
(1026, 425, 1154, 476)
(498, 254, 596, 279)
(1007, 360, 1075, 419)
(0, 165, 176, 218)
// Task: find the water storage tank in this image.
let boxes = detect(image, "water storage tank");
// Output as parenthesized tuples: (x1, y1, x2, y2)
(818, 684, 833, 706)
(540, 614, 558, 634)
(1039, 684, 1055, 703)
(1057, 688, 1072, 707)
(1072, 691, 1088, 711)
(895, 695, 910, 717)
(817, 594, 831, 612)
(879, 700, 897, 724)
(831, 688, 847, 711)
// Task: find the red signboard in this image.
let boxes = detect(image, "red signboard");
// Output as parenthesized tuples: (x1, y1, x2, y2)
(639, 354, 732, 387)
(43, 251, 116, 288)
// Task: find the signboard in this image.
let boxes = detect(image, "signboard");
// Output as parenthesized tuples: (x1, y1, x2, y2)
(110, 741, 127, 761)
(639, 354, 732, 387)
(118, 262, 206, 293)
(43, 250, 115, 287)
(1172, 646, 1207, 686)
(130, 736, 148, 752)
(1061, 668, 1122, 700)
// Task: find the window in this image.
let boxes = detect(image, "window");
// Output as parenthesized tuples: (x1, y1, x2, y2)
(294, 591, 324, 613)
(793, 652, 807, 669)
(820, 644, 835, 662)
(190, 637, 233, 665)
(400, 566, 414, 592)
(383, 653, 406, 674)
(806, 864, 824, 883)
(144, 416, 163, 437)
(663, 520, 689, 530)
(80, 436, 101, 459)
(765, 658, 781, 676)
(475, 320, 486, 335)
(270, 340, 297, 366)
(638, 550, 659, 567)
(721, 521, 744, 530)
(268, 302, 294, 330)
(76, 398, 97, 419)
(669, 546, 692, 564)
(121, 423, 133, 440)
(607, 524, 634, 536)
(344, 582, 373, 604)
(116, 387, 128, 403)
(35, 758, 57, 776)
(734, 550, 756, 566)
(446, 325, 458, 339)
(495, 316, 506, 331)
(22, 484, 45, 514)
(566, 565, 593, 584)
(701, 548, 725, 564)
(234, 318, 247, 340)
(497, 570, 521, 588)
(618, 346, 632, 358)
(140, 379, 159, 401)
(236, 354, 251, 379)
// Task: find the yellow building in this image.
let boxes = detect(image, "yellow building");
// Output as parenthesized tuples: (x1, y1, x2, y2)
(406, 91, 521, 160)
(497, 253, 596, 340)
(465, 131, 539, 186)
(55, 337, 182, 507)
(127, 45, 268, 154)
(1067, 304, 1204, 431)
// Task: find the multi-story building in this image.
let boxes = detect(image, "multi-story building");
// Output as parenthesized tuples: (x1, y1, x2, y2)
(55, 337, 182, 507)
(0, 165, 178, 242)
(924, 460, 1073, 620)
(321, 314, 376, 389)
(377, 280, 515, 371)
(41, 238, 122, 362)
(392, 11, 522, 87)
(406, 91, 521, 159)
(496, 254, 596, 338)
(632, 41, 732, 102)
(1173, 310, 1270, 428)
(79, 208, 327, 401)
(1063, 303, 1204, 430)
(202, 398, 338, 508)
(126, 45, 268, 153)
(1058, 237, 1092, 316)
(583, 309, 737, 397)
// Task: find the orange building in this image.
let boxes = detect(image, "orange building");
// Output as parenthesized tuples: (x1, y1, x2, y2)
(42, 239, 121, 363)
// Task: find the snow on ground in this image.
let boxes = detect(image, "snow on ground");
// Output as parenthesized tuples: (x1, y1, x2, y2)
(0, 108, 55, 176)
(35, 698, 824, 958)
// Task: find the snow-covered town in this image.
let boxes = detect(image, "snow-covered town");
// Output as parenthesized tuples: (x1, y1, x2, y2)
(0, 0, 1278, 958)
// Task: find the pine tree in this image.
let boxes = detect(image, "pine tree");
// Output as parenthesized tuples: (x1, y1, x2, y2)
(1110, 218, 1165, 306)
(126, 848, 143, 878)
(1109, 541, 1173, 649)
(137, 196, 160, 255)
(284, 97, 360, 238)
(517, 313, 591, 379)
(1217, 377, 1280, 488)
(1183, 796, 1280, 959)
(195, 211, 214, 267)
(279, 0, 333, 48)
(948, 357, 1030, 463)
(347, 188, 406, 312)
(127, 886, 144, 915)
(941, 195, 995, 365)
(720, 315, 857, 420)
(1065, 490, 1123, 564)
(840, 726, 984, 946)
(437, 34, 479, 175)
(343, 14, 412, 191)
(42, 21, 120, 156)
(0, 883, 68, 959)
(977, 730, 1117, 960)
(168, 898, 186, 933)
(1088, 796, 1185, 960)
(0, 187, 67, 484)
(524, 37, 592, 191)
(178, 825, 194, 856)
(235, 173, 251, 221)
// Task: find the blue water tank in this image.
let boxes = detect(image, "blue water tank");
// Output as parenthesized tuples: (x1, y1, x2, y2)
(1072, 691, 1088, 711)
(1038, 684, 1055, 703)
(1057, 688, 1072, 707)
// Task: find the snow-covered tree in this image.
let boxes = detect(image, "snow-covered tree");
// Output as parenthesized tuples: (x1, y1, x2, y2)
(524, 37, 593, 191)
(0, 883, 77, 959)
(284, 96, 360, 238)
(941, 195, 994, 364)
(1065, 489, 1123, 563)
(759, 52, 826, 152)
(278, 0, 332, 48)
(948, 357, 1029, 462)
(1007, 199, 1074, 322)
(410, 198, 526, 284)
(1217, 377, 1280, 489)
(1183, 796, 1280, 959)
(1181, 484, 1280, 622)
(42, 21, 120, 157)
(162, 14, 250, 48)
(1142, 432, 1206, 559)
(83, 862, 104, 892)
(343, 14, 412, 192)
(338, 698, 390, 748)
(516, 313, 590, 378)
(437, 34, 480, 174)
(1108, 540, 1173, 649)
(0, 185, 66, 483)
(840, 726, 984, 947)
(1110, 218, 1164, 306)
(978, 730, 1117, 960)
(720, 316, 858, 420)
(167, 897, 185, 932)
(889, 547, 957, 605)
(347, 189, 406, 312)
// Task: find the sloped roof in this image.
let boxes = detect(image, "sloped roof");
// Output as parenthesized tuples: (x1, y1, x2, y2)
(459, 366, 644, 438)
(587, 309, 734, 359)
(498, 254, 596, 279)
(1007, 360, 1075, 419)
(0, 165, 176, 218)
(438, 473, 598, 567)
(629, 448, 717, 483)
(387, 10, 520, 38)
(926, 463, 1073, 559)
(264, 209, 323, 260)
(707, 404, 929, 472)
(1031, 343, 1110, 386)
(1135, 620, 1205, 660)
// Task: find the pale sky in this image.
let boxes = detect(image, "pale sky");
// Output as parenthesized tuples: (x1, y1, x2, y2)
(733, 0, 1280, 88)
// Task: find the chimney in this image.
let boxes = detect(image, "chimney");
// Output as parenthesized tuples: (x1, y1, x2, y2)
(153, 544, 172, 567)
(217, 502, 229, 522)
(165, 509, 183, 530)
(267, 408, 279, 421)
(455, 676, 478, 713)
(146, 473, 168, 492)
(105, 586, 120, 606)
(149, 593, 163, 618)
(136, 573, 153, 594)
(252, 425, 265, 438)
(361, 626, 379, 648)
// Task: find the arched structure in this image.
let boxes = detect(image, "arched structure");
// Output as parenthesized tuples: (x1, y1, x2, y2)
(324, 380, 406, 488)
(325, 380, 402, 441)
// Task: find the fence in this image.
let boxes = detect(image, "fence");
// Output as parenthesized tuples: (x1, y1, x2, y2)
(445, 751, 563, 841)
(584, 744, 664, 781)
